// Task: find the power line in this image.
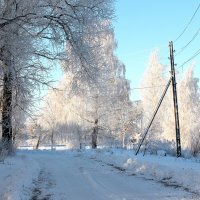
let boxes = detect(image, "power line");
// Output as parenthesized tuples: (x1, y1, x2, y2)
(38, 84, 168, 92)
(130, 85, 167, 90)
(177, 48, 200, 70)
(174, 2, 200, 43)
(175, 27, 200, 56)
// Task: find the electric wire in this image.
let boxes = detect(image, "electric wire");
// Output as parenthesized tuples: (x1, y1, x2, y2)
(176, 47, 200, 70)
(175, 27, 200, 56)
(39, 83, 168, 92)
(130, 85, 167, 90)
(174, 2, 200, 43)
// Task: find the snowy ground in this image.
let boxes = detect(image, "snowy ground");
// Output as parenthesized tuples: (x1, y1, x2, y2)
(0, 148, 199, 200)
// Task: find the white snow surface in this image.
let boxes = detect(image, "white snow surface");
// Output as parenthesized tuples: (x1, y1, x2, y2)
(0, 148, 199, 200)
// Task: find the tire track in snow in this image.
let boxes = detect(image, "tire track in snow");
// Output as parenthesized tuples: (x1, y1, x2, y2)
(89, 156, 200, 199)
(30, 167, 55, 200)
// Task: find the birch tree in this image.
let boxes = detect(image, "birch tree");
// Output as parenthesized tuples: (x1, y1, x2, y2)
(140, 50, 167, 148)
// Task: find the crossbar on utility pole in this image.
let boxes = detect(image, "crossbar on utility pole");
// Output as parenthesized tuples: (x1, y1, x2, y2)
(135, 76, 172, 155)
(169, 41, 181, 157)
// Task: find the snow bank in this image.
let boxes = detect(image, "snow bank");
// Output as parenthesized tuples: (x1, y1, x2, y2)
(83, 148, 200, 195)
(0, 152, 40, 200)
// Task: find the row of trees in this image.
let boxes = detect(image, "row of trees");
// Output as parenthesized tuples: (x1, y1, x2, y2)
(31, 26, 135, 149)
(1, 1, 199, 155)
(25, 49, 200, 156)
(0, 0, 115, 152)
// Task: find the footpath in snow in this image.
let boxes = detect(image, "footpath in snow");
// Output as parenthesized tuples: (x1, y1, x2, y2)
(0, 148, 199, 200)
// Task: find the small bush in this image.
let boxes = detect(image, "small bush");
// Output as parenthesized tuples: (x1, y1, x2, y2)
(0, 140, 15, 162)
(190, 132, 200, 157)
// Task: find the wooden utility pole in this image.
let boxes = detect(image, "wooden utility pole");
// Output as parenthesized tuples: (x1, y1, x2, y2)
(169, 41, 181, 157)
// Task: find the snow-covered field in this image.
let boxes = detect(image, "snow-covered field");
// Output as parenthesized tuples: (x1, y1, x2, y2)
(0, 148, 199, 200)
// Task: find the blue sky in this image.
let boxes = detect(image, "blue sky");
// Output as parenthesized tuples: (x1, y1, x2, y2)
(114, 0, 200, 100)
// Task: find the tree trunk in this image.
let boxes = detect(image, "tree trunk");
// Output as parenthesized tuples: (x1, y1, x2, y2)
(92, 119, 98, 149)
(2, 70, 13, 150)
(122, 132, 125, 148)
(35, 136, 40, 150)
(77, 128, 82, 149)
(51, 131, 54, 150)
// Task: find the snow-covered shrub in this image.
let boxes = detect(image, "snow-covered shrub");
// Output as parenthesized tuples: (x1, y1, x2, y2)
(0, 140, 16, 162)
(190, 132, 200, 156)
(141, 139, 176, 156)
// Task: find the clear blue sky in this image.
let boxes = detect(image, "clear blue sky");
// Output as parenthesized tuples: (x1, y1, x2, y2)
(114, 0, 200, 100)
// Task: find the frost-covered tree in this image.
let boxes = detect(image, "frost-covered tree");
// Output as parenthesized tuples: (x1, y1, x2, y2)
(0, 0, 115, 151)
(179, 66, 200, 152)
(52, 20, 132, 148)
(35, 25, 132, 149)
(162, 66, 200, 154)
(105, 76, 133, 148)
(140, 50, 166, 145)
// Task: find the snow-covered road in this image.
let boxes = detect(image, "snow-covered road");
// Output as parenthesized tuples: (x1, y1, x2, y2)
(0, 150, 198, 199)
